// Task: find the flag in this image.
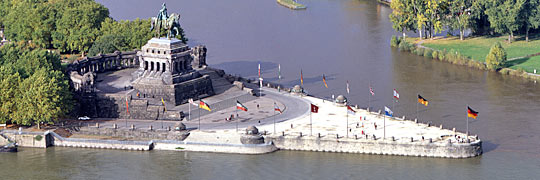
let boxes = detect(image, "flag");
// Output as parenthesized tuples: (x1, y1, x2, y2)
(161, 97, 167, 112)
(274, 103, 282, 113)
(311, 104, 319, 113)
(300, 69, 304, 86)
(236, 101, 248, 112)
(384, 106, 393, 117)
(347, 105, 356, 115)
(346, 81, 350, 94)
(323, 74, 328, 88)
(418, 95, 428, 106)
(278, 64, 281, 80)
(467, 106, 478, 119)
(370, 86, 375, 96)
(393, 89, 400, 100)
(258, 63, 261, 78)
(125, 98, 129, 114)
(188, 98, 198, 106)
(199, 100, 211, 111)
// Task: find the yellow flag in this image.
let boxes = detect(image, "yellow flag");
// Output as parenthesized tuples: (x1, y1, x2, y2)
(161, 97, 167, 112)
(199, 100, 211, 111)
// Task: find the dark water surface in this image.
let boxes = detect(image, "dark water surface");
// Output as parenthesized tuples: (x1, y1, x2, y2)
(2, 0, 540, 179)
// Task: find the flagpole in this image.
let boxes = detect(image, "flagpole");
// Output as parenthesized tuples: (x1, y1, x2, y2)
(384, 111, 386, 139)
(235, 104, 238, 132)
(368, 82, 371, 111)
(346, 106, 349, 138)
(466, 104, 469, 139)
(310, 110, 312, 136)
(198, 98, 201, 131)
(416, 93, 419, 121)
(273, 102, 276, 134)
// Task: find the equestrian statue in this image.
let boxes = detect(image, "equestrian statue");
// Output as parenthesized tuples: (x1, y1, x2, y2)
(150, 3, 183, 40)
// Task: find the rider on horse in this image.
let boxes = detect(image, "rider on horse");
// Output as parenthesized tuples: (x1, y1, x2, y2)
(157, 3, 168, 21)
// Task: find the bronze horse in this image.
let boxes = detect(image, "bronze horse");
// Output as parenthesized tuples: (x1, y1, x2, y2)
(150, 13, 182, 39)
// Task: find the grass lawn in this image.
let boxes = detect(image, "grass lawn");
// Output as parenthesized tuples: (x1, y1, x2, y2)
(418, 36, 540, 73)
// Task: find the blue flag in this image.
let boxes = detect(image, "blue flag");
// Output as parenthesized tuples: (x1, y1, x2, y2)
(384, 106, 393, 117)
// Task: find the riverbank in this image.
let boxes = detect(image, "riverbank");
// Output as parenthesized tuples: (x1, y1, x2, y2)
(393, 36, 540, 82)
(276, 0, 306, 10)
(0, 86, 483, 158)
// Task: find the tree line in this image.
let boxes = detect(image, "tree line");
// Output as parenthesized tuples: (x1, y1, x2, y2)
(389, 0, 540, 42)
(0, 0, 187, 55)
(0, 42, 72, 126)
(0, 0, 189, 127)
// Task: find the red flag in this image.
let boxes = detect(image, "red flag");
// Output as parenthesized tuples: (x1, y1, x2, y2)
(258, 63, 261, 78)
(311, 104, 319, 113)
(236, 101, 248, 112)
(347, 105, 356, 115)
(274, 103, 282, 113)
(125, 99, 129, 114)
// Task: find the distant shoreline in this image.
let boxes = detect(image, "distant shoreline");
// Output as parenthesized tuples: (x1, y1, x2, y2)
(277, 0, 307, 10)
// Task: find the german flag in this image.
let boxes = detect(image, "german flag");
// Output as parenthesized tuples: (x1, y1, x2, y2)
(300, 69, 304, 86)
(323, 74, 328, 88)
(199, 100, 211, 111)
(467, 106, 478, 119)
(418, 95, 428, 106)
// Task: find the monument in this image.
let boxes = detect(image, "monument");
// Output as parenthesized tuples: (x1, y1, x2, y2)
(131, 4, 214, 105)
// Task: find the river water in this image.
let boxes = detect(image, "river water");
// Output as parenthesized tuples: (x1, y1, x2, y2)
(2, 0, 540, 179)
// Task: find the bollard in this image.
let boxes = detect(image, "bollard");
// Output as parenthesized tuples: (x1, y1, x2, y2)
(365, 134, 368, 139)
(167, 126, 171, 131)
(131, 124, 135, 130)
(402, 116, 405, 120)
(291, 124, 293, 128)
(149, 125, 153, 131)
(96, 123, 99, 128)
(299, 132, 302, 137)
(282, 131, 285, 136)
(467, 139, 470, 143)
(355, 135, 357, 140)
(410, 137, 414, 142)
(476, 135, 479, 140)
(113, 124, 117, 129)
(318, 133, 321, 138)
(440, 124, 443, 129)
(391, 136, 395, 141)
(427, 122, 431, 127)
(453, 128, 456, 132)
(355, 105, 358, 109)
(372, 135, 376, 140)
(415, 119, 418, 123)
(263, 131, 267, 135)
(336, 134, 339, 139)
(448, 139, 452, 144)
(429, 138, 432, 143)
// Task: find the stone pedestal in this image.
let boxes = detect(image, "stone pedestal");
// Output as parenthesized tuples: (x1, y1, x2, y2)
(131, 38, 214, 105)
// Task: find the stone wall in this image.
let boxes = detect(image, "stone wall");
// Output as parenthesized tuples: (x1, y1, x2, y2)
(1, 131, 52, 148)
(75, 126, 190, 141)
(265, 135, 482, 158)
(153, 140, 278, 154)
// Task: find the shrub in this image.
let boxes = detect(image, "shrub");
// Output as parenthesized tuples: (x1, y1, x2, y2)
(432, 50, 439, 60)
(485, 42, 507, 70)
(390, 35, 400, 47)
(416, 47, 424, 56)
(424, 49, 433, 58)
(438, 50, 446, 61)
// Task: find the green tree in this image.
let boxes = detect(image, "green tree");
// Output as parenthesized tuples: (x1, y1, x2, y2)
(389, 0, 416, 39)
(425, 0, 448, 39)
(448, 0, 472, 40)
(52, 1, 109, 53)
(0, 66, 21, 123)
(11, 68, 72, 126)
(485, 0, 526, 43)
(485, 42, 507, 70)
(88, 34, 129, 56)
(523, 0, 540, 42)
